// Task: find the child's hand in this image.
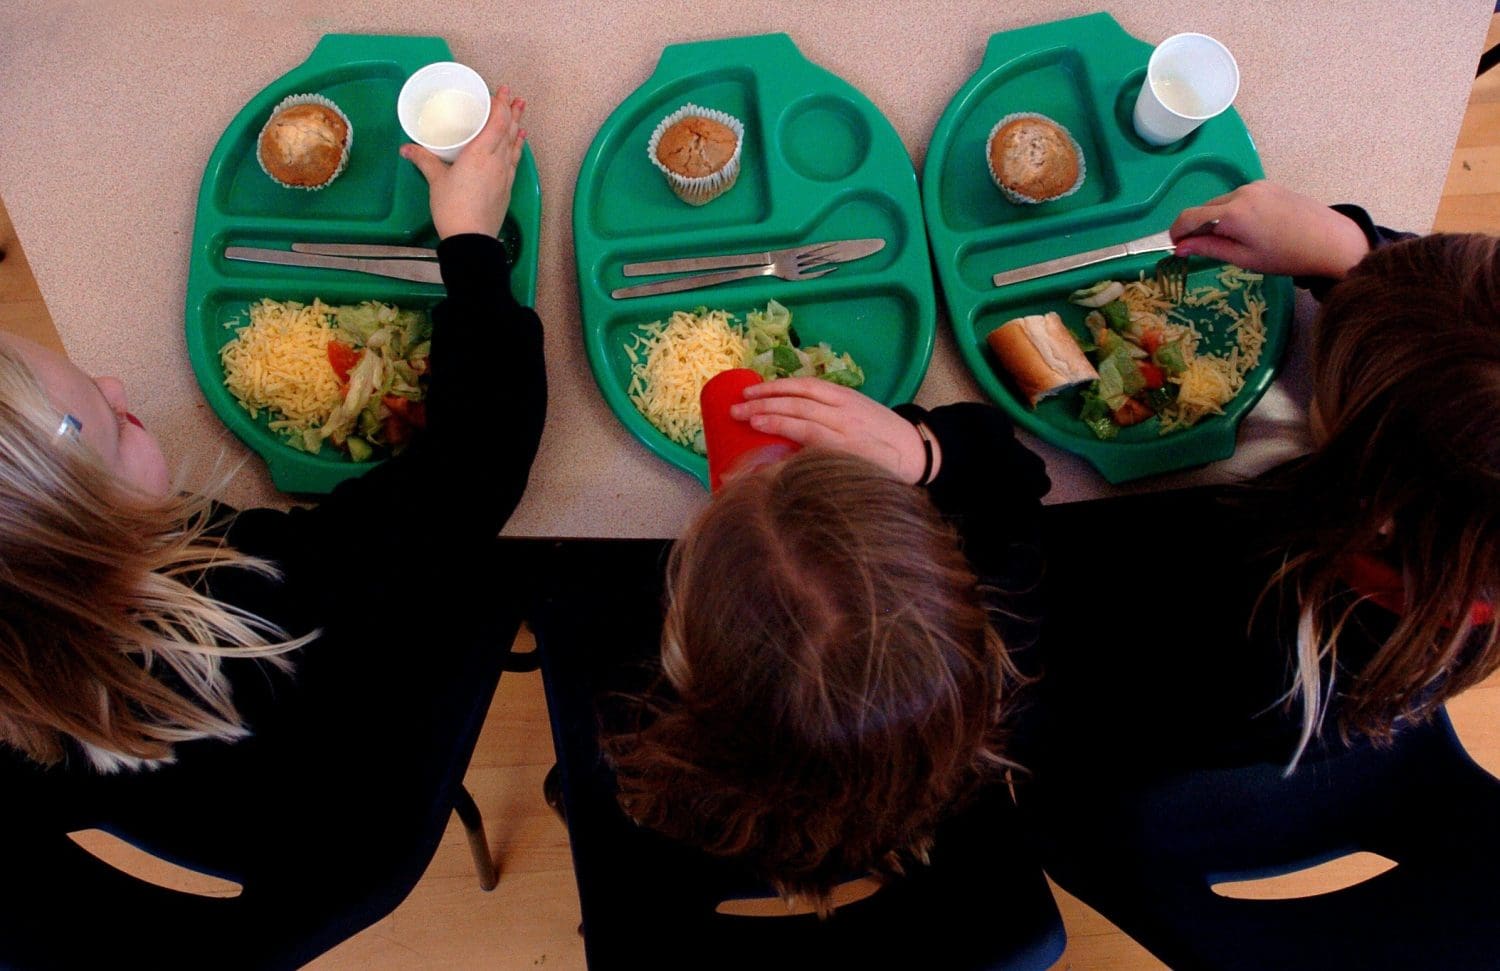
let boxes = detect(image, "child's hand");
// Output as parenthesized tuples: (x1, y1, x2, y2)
(401, 86, 527, 239)
(1170, 180, 1370, 280)
(730, 378, 937, 485)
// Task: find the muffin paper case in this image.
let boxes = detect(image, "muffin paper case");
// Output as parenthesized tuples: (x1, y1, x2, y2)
(257, 93, 353, 191)
(985, 112, 1085, 204)
(647, 103, 744, 206)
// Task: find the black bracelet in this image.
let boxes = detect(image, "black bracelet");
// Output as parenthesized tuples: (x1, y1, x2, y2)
(911, 420, 935, 486)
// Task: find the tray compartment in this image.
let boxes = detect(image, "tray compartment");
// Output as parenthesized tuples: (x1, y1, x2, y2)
(955, 154, 1257, 293)
(584, 69, 772, 240)
(213, 63, 416, 224)
(192, 284, 444, 484)
(959, 259, 1289, 482)
(777, 95, 873, 182)
(594, 283, 926, 479)
(935, 46, 1120, 236)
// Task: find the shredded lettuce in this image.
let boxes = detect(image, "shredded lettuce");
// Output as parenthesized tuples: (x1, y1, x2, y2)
(1079, 385, 1118, 440)
(740, 301, 864, 390)
(744, 299, 793, 354)
(286, 301, 432, 458)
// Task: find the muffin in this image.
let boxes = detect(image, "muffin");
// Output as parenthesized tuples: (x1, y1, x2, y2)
(257, 95, 352, 190)
(648, 104, 744, 206)
(986, 113, 1084, 204)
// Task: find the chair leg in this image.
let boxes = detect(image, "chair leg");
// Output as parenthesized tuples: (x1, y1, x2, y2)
(453, 785, 499, 892)
(542, 763, 566, 824)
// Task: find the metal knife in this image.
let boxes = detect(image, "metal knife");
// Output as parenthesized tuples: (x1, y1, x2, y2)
(291, 242, 438, 260)
(225, 246, 444, 285)
(622, 238, 885, 277)
(991, 220, 1219, 288)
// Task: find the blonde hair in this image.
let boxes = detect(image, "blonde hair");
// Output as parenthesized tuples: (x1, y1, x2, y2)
(1259, 234, 1500, 769)
(0, 341, 312, 772)
(604, 449, 1023, 914)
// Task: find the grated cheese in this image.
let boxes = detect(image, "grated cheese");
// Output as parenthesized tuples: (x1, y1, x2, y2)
(1162, 355, 1240, 431)
(1157, 270, 1268, 432)
(220, 298, 344, 433)
(1102, 268, 1269, 433)
(626, 308, 750, 447)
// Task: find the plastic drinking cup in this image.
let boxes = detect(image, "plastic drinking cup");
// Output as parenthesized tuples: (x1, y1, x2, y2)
(397, 62, 491, 162)
(701, 369, 799, 492)
(1132, 33, 1240, 146)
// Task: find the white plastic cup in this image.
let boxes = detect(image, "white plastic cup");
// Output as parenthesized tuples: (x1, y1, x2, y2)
(397, 62, 492, 162)
(1131, 33, 1240, 146)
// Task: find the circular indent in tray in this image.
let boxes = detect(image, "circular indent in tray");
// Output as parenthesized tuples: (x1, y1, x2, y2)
(779, 96, 872, 182)
(1115, 70, 1196, 155)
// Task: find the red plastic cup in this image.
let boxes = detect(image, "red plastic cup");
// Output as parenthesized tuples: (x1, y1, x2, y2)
(701, 369, 799, 491)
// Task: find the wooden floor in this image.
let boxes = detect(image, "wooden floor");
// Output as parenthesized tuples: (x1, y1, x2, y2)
(3, 19, 1500, 968)
(1434, 16, 1500, 233)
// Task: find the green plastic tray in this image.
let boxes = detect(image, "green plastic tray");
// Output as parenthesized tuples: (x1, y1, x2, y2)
(923, 12, 1292, 484)
(184, 33, 541, 494)
(573, 32, 937, 487)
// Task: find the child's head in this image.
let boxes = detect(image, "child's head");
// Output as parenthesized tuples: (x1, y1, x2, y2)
(605, 447, 1017, 911)
(0, 336, 302, 771)
(1269, 233, 1500, 759)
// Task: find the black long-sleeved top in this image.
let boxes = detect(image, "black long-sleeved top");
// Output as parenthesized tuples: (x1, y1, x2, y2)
(895, 402, 1052, 756)
(200, 232, 547, 747)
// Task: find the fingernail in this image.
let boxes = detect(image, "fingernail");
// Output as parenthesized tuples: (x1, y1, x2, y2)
(728, 403, 747, 418)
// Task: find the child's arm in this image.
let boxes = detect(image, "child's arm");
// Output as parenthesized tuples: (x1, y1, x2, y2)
(229, 90, 543, 565)
(896, 402, 1050, 587)
(731, 378, 934, 484)
(728, 379, 1050, 589)
(1168, 180, 1413, 281)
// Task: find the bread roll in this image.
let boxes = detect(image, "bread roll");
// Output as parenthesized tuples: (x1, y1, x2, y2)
(986, 312, 1098, 407)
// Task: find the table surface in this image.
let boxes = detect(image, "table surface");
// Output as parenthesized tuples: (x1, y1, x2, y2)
(0, 0, 1490, 537)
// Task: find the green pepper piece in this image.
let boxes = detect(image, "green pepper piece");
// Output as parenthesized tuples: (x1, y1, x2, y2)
(1153, 341, 1188, 375)
(1101, 300, 1131, 333)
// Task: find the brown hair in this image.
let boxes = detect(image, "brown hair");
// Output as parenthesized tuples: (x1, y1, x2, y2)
(603, 448, 1021, 912)
(1258, 233, 1500, 765)
(0, 341, 311, 772)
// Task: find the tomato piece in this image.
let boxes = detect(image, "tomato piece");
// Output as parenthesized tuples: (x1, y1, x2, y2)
(1139, 328, 1165, 355)
(327, 341, 362, 383)
(382, 395, 428, 430)
(1138, 361, 1166, 389)
(1112, 398, 1155, 427)
(383, 415, 411, 447)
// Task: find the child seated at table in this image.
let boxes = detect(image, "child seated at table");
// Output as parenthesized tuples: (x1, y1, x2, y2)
(603, 378, 1050, 912)
(1132, 180, 1500, 770)
(0, 87, 538, 772)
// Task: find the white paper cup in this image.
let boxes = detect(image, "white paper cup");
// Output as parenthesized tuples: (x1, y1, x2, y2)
(1132, 33, 1240, 146)
(397, 62, 491, 162)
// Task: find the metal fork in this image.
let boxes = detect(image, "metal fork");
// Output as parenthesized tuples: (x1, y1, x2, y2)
(611, 248, 836, 299)
(1154, 219, 1220, 303)
(1155, 255, 1188, 302)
